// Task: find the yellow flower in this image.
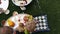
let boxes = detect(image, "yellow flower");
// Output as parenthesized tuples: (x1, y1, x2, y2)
(28, 15, 33, 21)
(7, 19, 15, 27)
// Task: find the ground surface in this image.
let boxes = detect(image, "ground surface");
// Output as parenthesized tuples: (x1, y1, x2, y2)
(0, 0, 60, 34)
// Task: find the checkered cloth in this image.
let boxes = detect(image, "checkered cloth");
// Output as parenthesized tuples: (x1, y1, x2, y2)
(34, 15, 50, 32)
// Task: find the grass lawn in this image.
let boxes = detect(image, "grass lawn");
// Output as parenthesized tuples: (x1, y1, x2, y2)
(0, 0, 60, 34)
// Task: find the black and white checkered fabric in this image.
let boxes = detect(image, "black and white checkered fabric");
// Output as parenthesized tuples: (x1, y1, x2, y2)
(34, 15, 50, 32)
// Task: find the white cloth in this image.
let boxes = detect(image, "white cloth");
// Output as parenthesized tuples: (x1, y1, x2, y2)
(0, 0, 9, 10)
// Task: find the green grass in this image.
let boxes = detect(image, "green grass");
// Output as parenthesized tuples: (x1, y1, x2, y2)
(0, 0, 60, 34)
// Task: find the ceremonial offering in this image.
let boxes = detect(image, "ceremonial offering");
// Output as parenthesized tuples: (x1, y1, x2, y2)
(12, 0, 32, 10)
(4, 11, 36, 33)
(0, 0, 10, 14)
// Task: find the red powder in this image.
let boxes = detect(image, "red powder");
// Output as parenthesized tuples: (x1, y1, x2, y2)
(23, 0, 27, 4)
